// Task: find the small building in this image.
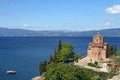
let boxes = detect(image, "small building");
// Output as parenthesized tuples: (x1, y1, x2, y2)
(87, 33, 108, 61)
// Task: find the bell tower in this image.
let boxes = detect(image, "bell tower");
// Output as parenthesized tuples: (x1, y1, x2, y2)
(93, 33, 103, 43)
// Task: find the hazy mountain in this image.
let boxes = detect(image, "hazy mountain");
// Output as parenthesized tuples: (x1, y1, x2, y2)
(0, 27, 120, 37)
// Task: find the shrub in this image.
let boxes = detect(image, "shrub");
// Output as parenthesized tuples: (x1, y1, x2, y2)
(88, 62, 100, 68)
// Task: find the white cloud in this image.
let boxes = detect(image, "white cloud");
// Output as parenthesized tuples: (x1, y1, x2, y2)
(105, 5, 120, 14)
(93, 21, 111, 28)
(22, 24, 31, 27)
(105, 21, 110, 27)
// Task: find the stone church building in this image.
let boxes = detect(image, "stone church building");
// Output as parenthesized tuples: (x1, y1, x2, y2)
(87, 33, 108, 61)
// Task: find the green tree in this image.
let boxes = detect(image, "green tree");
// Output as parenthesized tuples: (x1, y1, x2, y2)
(49, 54, 53, 63)
(39, 61, 43, 75)
(43, 60, 47, 71)
(57, 43, 74, 62)
(116, 50, 120, 56)
(39, 61, 47, 75)
(53, 49, 57, 62)
(74, 54, 82, 62)
(44, 62, 114, 80)
(108, 45, 117, 57)
(57, 40, 62, 52)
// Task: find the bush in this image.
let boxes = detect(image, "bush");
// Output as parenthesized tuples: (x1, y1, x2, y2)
(74, 54, 82, 62)
(88, 62, 100, 68)
(95, 61, 98, 65)
(44, 62, 115, 80)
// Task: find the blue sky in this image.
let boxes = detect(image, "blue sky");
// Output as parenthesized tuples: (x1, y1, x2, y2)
(0, 0, 120, 31)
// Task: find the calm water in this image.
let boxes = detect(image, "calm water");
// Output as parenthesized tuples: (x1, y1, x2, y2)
(0, 37, 120, 80)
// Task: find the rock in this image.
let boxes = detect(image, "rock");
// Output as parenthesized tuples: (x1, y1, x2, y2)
(32, 76, 44, 80)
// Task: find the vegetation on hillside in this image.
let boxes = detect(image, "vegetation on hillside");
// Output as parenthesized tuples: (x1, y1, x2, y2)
(44, 62, 114, 80)
(56, 43, 75, 62)
(108, 45, 120, 73)
(39, 40, 116, 80)
(39, 40, 78, 75)
(87, 61, 100, 68)
(108, 45, 117, 57)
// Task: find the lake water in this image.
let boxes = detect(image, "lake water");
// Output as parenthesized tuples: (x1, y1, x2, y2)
(0, 37, 120, 80)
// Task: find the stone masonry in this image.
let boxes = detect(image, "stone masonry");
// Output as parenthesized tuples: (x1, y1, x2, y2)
(87, 33, 108, 61)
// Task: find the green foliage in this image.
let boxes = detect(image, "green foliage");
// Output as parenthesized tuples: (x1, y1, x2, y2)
(53, 49, 57, 62)
(39, 40, 116, 79)
(45, 63, 90, 80)
(57, 40, 62, 52)
(116, 50, 120, 56)
(88, 62, 100, 68)
(74, 54, 82, 62)
(108, 45, 117, 57)
(39, 62, 43, 75)
(116, 57, 120, 68)
(109, 51, 120, 73)
(44, 62, 115, 80)
(39, 61, 47, 75)
(57, 43, 74, 62)
(95, 61, 98, 65)
(49, 54, 53, 63)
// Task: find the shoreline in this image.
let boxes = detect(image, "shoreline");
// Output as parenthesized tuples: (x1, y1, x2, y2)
(32, 76, 44, 80)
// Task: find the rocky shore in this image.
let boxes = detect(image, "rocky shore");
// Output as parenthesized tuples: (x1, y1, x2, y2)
(32, 76, 44, 80)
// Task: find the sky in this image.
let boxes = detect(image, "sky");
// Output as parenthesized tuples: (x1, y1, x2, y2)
(0, 0, 120, 31)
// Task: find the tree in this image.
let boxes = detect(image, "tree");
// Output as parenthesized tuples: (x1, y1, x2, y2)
(57, 40, 62, 52)
(108, 45, 117, 57)
(116, 50, 120, 56)
(49, 54, 53, 63)
(110, 54, 116, 62)
(74, 54, 82, 62)
(113, 45, 117, 53)
(57, 43, 74, 62)
(39, 61, 43, 75)
(43, 60, 47, 71)
(39, 61, 47, 75)
(44, 62, 114, 80)
(53, 49, 57, 62)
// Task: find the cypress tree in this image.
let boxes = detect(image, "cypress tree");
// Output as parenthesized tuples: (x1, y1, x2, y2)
(108, 45, 117, 56)
(57, 40, 62, 52)
(53, 49, 57, 62)
(39, 61, 47, 75)
(49, 54, 53, 63)
(39, 61, 43, 75)
(43, 60, 47, 72)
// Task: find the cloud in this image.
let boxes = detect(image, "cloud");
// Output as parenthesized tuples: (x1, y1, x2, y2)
(105, 5, 120, 14)
(105, 21, 110, 27)
(22, 24, 31, 27)
(93, 21, 111, 28)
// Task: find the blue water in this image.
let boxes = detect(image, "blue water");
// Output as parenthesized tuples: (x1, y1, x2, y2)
(0, 37, 120, 80)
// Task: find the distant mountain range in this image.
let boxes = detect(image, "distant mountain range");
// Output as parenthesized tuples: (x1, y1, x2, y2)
(0, 27, 120, 37)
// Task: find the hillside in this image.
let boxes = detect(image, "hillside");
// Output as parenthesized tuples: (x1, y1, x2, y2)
(0, 27, 120, 37)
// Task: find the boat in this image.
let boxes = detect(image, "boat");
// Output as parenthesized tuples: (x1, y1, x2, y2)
(6, 70, 16, 75)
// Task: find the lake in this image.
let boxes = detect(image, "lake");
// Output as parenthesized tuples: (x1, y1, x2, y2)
(0, 37, 120, 80)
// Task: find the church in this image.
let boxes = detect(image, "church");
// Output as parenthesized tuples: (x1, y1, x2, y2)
(87, 33, 108, 61)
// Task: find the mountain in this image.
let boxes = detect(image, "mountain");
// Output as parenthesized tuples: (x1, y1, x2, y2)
(0, 27, 120, 37)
